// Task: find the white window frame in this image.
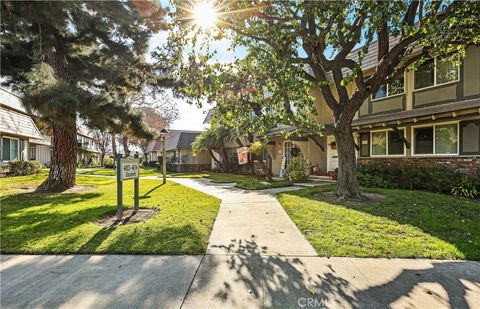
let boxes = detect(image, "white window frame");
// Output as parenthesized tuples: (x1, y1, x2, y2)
(411, 121, 460, 156)
(371, 74, 406, 101)
(413, 57, 460, 91)
(370, 128, 406, 157)
(1, 136, 20, 162)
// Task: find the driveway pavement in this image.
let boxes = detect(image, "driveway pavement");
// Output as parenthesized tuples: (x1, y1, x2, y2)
(2, 178, 479, 308)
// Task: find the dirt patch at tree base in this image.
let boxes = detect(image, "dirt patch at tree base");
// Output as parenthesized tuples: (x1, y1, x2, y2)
(96, 208, 160, 227)
(60, 185, 96, 194)
(313, 191, 386, 205)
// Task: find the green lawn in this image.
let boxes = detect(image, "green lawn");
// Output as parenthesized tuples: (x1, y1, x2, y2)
(277, 186, 480, 260)
(1, 174, 221, 254)
(77, 167, 294, 189)
(235, 179, 293, 190)
(77, 166, 160, 177)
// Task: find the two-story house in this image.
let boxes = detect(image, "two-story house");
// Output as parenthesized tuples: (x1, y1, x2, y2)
(265, 44, 480, 177)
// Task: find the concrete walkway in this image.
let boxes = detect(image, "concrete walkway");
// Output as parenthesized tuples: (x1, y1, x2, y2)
(2, 255, 479, 308)
(169, 178, 317, 256)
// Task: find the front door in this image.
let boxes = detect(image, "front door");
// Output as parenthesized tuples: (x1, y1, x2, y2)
(327, 136, 338, 172)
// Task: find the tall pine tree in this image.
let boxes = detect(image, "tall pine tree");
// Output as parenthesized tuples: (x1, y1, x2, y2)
(1, 1, 166, 191)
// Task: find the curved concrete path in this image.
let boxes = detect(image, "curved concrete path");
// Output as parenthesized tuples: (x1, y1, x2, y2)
(169, 178, 317, 256)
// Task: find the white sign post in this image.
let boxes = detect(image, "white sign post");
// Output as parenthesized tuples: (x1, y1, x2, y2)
(116, 155, 140, 220)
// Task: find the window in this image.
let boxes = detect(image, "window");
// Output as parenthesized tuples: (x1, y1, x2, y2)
(413, 123, 458, 155)
(372, 77, 404, 100)
(414, 57, 459, 90)
(2, 138, 9, 161)
(359, 133, 370, 157)
(414, 127, 433, 154)
(1, 137, 19, 161)
(30, 146, 36, 160)
(435, 124, 458, 154)
(388, 131, 405, 155)
(371, 132, 387, 156)
(371, 129, 406, 156)
(460, 121, 480, 154)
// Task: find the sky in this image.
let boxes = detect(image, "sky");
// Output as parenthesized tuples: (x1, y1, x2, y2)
(147, 4, 246, 131)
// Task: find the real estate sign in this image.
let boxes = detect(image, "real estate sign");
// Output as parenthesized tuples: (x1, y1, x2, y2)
(116, 155, 140, 220)
(120, 157, 139, 180)
(237, 147, 249, 165)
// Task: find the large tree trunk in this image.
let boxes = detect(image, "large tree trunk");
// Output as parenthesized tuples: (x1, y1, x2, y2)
(334, 124, 362, 200)
(209, 149, 226, 172)
(100, 153, 105, 167)
(111, 133, 117, 157)
(37, 115, 77, 192)
(122, 136, 130, 157)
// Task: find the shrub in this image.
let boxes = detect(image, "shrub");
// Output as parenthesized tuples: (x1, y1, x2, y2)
(357, 162, 467, 194)
(287, 157, 309, 182)
(7, 160, 42, 176)
(104, 157, 115, 168)
(451, 176, 479, 199)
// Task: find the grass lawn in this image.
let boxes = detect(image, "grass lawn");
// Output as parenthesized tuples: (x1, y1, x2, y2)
(235, 179, 293, 190)
(77, 166, 160, 177)
(1, 174, 221, 254)
(277, 185, 480, 260)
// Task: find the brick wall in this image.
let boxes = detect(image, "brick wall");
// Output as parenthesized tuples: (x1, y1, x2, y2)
(358, 157, 480, 178)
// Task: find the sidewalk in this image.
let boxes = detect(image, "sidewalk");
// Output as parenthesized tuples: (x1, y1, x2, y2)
(2, 255, 478, 308)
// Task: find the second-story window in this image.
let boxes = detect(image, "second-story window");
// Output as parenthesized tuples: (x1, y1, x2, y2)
(414, 57, 459, 90)
(372, 77, 404, 100)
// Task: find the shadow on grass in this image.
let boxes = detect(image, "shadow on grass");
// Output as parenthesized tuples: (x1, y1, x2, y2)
(81, 223, 207, 254)
(282, 185, 480, 260)
(140, 183, 165, 199)
(1, 191, 112, 252)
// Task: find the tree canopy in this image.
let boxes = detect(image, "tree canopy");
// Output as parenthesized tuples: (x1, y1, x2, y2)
(163, 0, 480, 199)
(1, 0, 168, 191)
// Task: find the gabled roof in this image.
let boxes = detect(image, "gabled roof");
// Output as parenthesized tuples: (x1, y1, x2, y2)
(0, 89, 43, 139)
(165, 130, 201, 151)
(29, 134, 51, 146)
(203, 109, 215, 124)
(306, 36, 401, 80)
(0, 88, 28, 114)
(146, 139, 163, 153)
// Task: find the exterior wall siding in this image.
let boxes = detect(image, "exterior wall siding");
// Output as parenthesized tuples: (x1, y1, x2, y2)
(35, 145, 52, 165)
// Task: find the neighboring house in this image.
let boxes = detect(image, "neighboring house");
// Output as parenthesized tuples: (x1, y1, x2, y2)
(266, 44, 480, 177)
(146, 130, 211, 172)
(0, 88, 46, 164)
(165, 130, 211, 172)
(76, 128, 101, 166)
(1, 88, 102, 167)
(29, 135, 53, 165)
(145, 139, 163, 164)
